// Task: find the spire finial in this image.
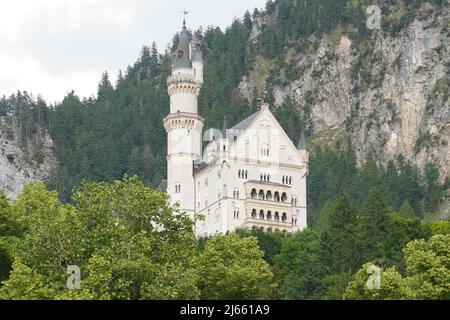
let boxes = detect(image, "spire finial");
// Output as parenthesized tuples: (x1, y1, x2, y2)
(260, 89, 269, 109)
(182, 9, 189, 28)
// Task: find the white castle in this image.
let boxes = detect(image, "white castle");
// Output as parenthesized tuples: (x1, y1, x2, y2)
(161, 22, 309, 237)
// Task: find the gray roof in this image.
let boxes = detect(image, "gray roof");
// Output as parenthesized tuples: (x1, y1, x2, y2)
(173, 27, 192, 70)
(193, 162, 208, 175)
(297, 132, 308, 149)
(231, 109, 262, 131)
(192, 45, 203, 63)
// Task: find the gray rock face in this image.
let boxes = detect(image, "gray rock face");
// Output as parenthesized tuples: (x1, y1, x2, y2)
(0, 117, 56, 198)
(240, 5, 450, 183)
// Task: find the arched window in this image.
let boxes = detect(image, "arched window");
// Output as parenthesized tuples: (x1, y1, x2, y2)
(267, 174, 270, 182)
(238, 170, 241, 178)
(282, 212, 287, 222)
(245, 171, 248, 179)
(251, 209, 257, 219)
(258, 190, 265, 200)
(274, 192, 280, 202)
(281, 193, 287, 202)
(274, 212, 280, 221)
(267, 211, 272, 220)
(289, 177, 292, 185)
(251, 189, 257, 199)
(259, 210, 265, 220)
(266, 191, 273, 201)
(282, 176, 285, 184)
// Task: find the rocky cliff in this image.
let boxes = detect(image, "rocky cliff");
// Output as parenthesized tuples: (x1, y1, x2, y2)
(240, 2, 449, 181)
(0, 116, 56, 198)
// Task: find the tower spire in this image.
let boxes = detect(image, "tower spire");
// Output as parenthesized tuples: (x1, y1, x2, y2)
(182, 9, 189, 28)
(297, 131, 308, 150)
(261, 89, 269, 109)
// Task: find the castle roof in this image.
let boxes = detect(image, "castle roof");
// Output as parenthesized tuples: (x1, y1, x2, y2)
(231, 109, 263, 131)
(192, 44, 203, 63)
(173, 26, 192, 70)
(297, 132, 308, 150)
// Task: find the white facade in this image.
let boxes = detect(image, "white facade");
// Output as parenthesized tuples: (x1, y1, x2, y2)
(164, 25, 309, 236)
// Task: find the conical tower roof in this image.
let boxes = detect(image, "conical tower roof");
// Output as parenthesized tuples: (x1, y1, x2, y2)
(297, 132, 308, 150)
(173, 26, 192, 70)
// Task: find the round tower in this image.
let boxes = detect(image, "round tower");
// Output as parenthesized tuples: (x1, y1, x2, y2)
(164, 23, 204, 216)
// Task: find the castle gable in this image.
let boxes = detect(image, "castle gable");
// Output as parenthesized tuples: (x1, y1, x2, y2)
(228, 105, 303, 166)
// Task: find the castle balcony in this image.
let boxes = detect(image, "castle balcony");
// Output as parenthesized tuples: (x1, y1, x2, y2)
(242, 180, 294, 232)
(243, 180, 292, 204)
(243, 216, 292, 233)
(167, 73, 198, 86)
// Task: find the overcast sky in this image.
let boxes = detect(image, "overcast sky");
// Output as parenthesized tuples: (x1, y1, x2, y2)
(0, 0, 267, 104)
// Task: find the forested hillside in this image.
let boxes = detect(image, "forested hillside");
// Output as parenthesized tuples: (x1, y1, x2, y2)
(1, 0, 448, 223)
(0, 0, 449, 300)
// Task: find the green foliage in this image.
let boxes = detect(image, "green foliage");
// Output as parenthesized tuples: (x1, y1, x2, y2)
(0, 259, 56, 300)
(1, 0, 448, 301)
(0, 190, 14, 283)
(343, 263, 405, 300)
(0, 176, 199, 300)
(398, 200, 417, 220)
(320, 191, 359, 275)
(235, 228, 287, 266)
(313, 200, 334, 234)
(308, 147, 442, 229)
(357, 188, 392, 264)
(274, 229, 324, 299)
(0, 92, 49, 162)
(345, 234, 450, 300)
(194, 234, 276, 300)
(382, 216, 432, 273)
(402, 234, 450, 299)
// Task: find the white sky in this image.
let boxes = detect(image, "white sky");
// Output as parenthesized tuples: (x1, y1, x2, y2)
(0, 0, 267, 104)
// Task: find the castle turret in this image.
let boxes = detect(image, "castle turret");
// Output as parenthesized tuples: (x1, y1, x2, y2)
(297, 131, 308, 163)
(191, 40, 204, 85)
(164, 22, 204, 216)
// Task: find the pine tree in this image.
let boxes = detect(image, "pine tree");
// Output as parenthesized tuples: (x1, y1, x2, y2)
(357, 188, 392, 264)
(320, 191, 359, 274)
(243, 10, 253, 31)
(314, 200, 334, 234)
(399, 200, 417, 220)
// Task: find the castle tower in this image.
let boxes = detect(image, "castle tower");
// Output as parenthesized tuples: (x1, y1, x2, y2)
(164, 22, 204, 216)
